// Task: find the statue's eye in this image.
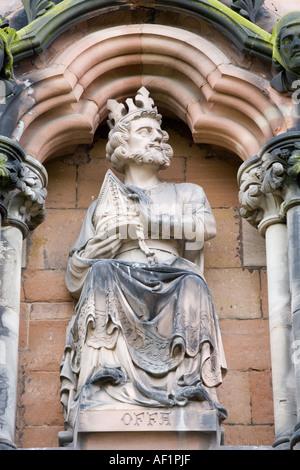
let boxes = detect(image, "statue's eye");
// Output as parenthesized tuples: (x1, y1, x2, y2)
(138, 129, 150, 137)
(282, 35, 293, 45)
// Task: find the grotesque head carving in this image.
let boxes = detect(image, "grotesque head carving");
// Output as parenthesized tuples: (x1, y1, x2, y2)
(271, 11, 300, 93)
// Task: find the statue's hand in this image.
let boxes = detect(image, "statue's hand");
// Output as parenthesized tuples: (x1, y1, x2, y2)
(84, 232, 122, 259)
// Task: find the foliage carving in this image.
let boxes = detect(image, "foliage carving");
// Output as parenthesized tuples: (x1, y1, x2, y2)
(231, 0, 265, 24)
(22, 0, 54, 24)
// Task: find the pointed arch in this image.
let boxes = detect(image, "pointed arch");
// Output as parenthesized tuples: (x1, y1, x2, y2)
(11, 24, 287, 163)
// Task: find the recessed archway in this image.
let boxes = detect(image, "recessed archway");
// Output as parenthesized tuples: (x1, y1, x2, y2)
(11, 24, 287, 163)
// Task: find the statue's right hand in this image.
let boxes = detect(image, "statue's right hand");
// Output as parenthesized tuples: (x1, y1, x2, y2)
(84, 233, 122, 259)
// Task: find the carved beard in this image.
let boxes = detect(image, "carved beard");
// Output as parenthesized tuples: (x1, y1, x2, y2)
(132, 144, 172, 169)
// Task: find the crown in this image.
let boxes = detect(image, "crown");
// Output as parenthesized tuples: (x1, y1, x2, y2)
(107, 87, 161, 129)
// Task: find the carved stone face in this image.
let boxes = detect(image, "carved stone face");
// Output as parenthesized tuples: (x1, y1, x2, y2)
(127, 117, 165, 156)
(279, 25, 300, 73)
(125, 116, 172, 169)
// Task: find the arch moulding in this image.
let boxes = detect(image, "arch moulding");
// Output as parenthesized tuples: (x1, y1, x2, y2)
(10, 23, 290, 164)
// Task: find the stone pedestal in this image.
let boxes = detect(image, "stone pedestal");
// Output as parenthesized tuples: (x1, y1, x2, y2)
(73, 404, 222, 450)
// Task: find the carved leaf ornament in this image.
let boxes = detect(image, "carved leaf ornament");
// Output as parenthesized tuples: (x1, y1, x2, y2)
(22, 0, 55, 23)
(287, 143, 300, 179)
(0, 152, 22, 191)
(239, 142, 300, 229)
(231, 0, 265, 23)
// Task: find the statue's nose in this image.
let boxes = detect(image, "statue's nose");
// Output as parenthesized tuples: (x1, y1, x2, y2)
(153, 129, 162, 142)
(292, 34, 300, 48)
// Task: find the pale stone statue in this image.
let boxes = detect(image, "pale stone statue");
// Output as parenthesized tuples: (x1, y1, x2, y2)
(60, 87, 227, 440)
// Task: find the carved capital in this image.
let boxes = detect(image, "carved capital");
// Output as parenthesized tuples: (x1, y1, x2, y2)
(238, 155, 285, 236)
(238, 131, 300, 236)
(0, 137, 47, 237)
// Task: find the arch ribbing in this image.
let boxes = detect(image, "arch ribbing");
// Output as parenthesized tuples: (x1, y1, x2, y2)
(13, 24, 286, 163)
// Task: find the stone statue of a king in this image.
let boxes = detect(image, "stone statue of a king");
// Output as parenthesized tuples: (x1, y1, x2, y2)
(60, 87, 227, 442)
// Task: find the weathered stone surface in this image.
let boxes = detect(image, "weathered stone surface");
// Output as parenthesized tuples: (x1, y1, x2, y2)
(21, 372, 62, 426)
(27, 209, 85, 270)
(205, 268, 261, 319)
(23, 270, 73, 302)
(220, 319, 271, 370)
(74, 406, 222, 450)
(250, 370, 274, 424)
(242, 218, 266, 267)
(186, 156, 240, 208)
(45, 160, 77, 208)
(223, 424, 275, 447)
(218, 371, 251, 424)
(30, 302, 75, 321)
(25, 320, 69, 371)
(205, 208, 241, 268)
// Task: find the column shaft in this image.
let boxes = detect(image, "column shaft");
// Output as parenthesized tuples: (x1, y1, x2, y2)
(265, 223, 297, 446)
(286, 207, 300, 420)
(0, 226, 23, 448)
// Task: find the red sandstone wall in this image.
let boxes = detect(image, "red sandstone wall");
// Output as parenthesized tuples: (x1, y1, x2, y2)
(16, 121, 274, 448)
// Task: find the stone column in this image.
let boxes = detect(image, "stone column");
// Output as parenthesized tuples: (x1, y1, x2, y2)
(264, 222, 295, 448)
(0, 137, 47, 449)
(238, 137, 298, 449)
(285, 204, 300, 446)
(257, 131, 300, 449)
(281, 172, 300, 448)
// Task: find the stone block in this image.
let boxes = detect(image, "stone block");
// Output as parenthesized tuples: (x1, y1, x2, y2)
(166, 127, 206, 158)
(218, 371, 251, 424)
(89, 135, 107, 159)
(220, 319, 271, 371)
(30, 302, 75, 321)
(21, 372, 63, 426)
(73, 404, 223, 450)
(19, 302, 31, 348)
(260, 269, 269, 319)
(45, 160, 77, 208)
(222, 424, 275, 447)
(242, 219, 266, 267)
(26, 320, 69, 371)
(185, 156, 240, 208)
(23, 270, 73, 302)
(158, 156, 185, 182)
(205, 208, 241, 268)
(19, 425, 63, 449)
(27, 209, 85, 270)
(249, 370, 274, 424)
(205, 268, 261, 319)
